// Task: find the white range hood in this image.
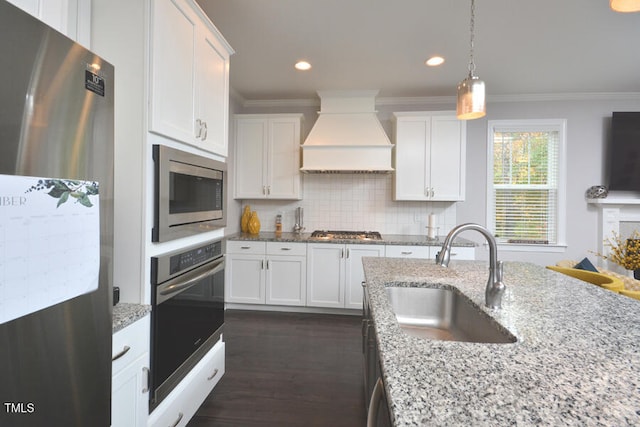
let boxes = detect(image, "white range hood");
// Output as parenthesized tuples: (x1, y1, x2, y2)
(300, 90, 394, 173)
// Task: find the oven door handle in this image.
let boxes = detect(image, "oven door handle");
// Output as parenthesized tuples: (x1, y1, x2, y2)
(159, 258, 224, 298)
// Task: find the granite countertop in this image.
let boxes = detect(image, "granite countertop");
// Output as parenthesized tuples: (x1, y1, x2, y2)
(363, 258, 640, 426)
(227, 232, 475, 247)
(112, 302, 151, 333)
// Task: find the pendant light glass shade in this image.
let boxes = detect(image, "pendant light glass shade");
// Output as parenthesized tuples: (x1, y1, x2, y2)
(456, 0, 486, 120)
(610, 0, 640, 12)
(457, 75, 485, 120)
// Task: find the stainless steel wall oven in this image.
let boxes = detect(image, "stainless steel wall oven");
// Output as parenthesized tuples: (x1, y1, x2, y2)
(149, 239, 225, 411)
(153, 144, 226, 242)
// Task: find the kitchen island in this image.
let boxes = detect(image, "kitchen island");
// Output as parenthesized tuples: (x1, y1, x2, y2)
(363, 258, 640, 426)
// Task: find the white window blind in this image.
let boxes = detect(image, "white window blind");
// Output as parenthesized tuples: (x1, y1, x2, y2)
(488, 120, 566, 247)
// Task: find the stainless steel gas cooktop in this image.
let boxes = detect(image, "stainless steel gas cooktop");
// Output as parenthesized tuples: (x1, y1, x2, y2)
(310, 230, 382, 240)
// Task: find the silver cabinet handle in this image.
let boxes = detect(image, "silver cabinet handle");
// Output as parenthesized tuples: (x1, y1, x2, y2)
(266, 259, 270, 270)
(431, 188, 435, 198)
(111, 345, 130, 362)
(261, 259, 265, 269)
(195, 119, 202, 139)
(280, 247, 292, 251)
(169, 412, 184, 427)
(202, 121, 208, 140)
(340, 249, 344, 258)
(346, 248, 350, 258)
(207, 368, 219, 381)
(367, 378, 385, 427)
(142, 367, 150, 393)
(240, 246, 251, 249)
(401, 251, 412, 255)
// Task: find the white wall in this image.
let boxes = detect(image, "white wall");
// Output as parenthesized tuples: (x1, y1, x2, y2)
(458, 95, 640, 265)
(231, 94, 640, 265)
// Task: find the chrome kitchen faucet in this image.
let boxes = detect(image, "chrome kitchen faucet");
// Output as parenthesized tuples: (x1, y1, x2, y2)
(436, 223, 506, 309)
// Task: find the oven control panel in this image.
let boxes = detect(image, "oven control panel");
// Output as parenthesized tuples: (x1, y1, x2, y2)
(169, 240, 222, 275)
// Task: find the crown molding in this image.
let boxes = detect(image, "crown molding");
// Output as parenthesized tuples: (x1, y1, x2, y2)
(240, 92, 640, 109)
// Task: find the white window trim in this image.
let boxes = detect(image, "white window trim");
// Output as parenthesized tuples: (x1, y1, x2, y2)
(486, 119, 568, 252)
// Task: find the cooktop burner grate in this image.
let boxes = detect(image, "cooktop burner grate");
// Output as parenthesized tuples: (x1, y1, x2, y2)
(310, 230, 382, 240)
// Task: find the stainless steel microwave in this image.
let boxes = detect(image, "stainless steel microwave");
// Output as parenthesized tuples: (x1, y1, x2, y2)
(153, 145, 226, 242)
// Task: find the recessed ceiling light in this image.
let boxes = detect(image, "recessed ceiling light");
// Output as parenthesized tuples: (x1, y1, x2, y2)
(295, 61, 312, 71)
(425, 56, 445, 67)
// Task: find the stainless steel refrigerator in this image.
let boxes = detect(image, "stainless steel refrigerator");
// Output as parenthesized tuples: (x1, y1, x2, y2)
(0, 1, 114, 426)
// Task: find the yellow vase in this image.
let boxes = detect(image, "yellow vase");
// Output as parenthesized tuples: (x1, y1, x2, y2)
(241, 205, 251, 233)
(248, 211, 261, 235)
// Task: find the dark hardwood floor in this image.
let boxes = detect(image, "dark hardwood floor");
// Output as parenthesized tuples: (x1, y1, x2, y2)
(188, 309, 367, 427)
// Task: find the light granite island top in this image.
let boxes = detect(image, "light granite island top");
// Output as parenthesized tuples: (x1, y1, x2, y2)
(362, 258, 640, 426)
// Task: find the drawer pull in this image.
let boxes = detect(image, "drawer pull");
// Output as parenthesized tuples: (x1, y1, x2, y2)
(170, 412, 184, 427)
(281, 247, 292, 251)
(207, 368, 219, 381)
(401, 251, 413, 255)
(111, 345, 131, 362)
(241, 246, 251, 249)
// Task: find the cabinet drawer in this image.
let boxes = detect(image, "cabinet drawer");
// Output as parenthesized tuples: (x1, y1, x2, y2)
(112, 315, 150, 377)
(226, 240, 266, 255)
(448, 246, 475, 260)
(266, 242, 306, 256)
(148, 340, 225, 427)
(385, 245, 430, 259)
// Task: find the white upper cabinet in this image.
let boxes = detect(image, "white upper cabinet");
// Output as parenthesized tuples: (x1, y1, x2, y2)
(234, 114, 303, 200)
(392, 112, 466, 201)
(7, 0, 91, 46)
(149, 0, 233, 156)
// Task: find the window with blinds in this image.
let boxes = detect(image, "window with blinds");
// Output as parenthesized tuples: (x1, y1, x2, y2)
(487, 120, 566, 247)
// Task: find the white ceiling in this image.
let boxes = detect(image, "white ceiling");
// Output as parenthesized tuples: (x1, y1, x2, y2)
(196, 0, 640, 102)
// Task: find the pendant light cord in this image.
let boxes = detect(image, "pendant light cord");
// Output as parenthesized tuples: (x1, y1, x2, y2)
(468, 0, 476, 77)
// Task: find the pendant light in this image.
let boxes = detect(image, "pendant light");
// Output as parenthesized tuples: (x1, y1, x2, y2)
(456, 0, 486, 120)
(610, 0, 640, 12)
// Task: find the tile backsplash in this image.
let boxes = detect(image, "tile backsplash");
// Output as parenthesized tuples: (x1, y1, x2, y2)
(236, 174, 458, 236)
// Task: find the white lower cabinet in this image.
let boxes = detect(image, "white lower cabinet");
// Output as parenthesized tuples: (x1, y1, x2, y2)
(225, 241, 306, 306)
(148, 340, 225, 427)
(306, 243, 385, 309)
(385, 244, 475, 260)
(111, 316, 150, 427)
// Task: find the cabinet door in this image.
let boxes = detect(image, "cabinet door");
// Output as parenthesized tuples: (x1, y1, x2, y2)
(149, 0, 197, 143)
(345, 244, 385, 309)
(393, 117, 429, 201)
(234, 118, 268, 199)
(267, 117, 301, 199)
(306, 244, 345, 308)
(112, 353, 148, 427)
(429, 115, 465, 201)
(266, 255, 306, 305)
(195, 27, 230, 156)
(225, 254, 265, 303)
(7, 0, 90, 45)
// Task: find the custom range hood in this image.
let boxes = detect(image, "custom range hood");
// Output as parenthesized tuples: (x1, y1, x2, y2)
(300, 90, 394, 173)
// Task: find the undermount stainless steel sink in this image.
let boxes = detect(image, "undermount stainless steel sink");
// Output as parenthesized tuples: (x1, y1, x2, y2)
(385, 286, 517, 344)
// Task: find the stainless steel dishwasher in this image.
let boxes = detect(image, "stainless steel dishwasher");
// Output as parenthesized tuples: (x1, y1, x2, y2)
(362, 282, 391, 427)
